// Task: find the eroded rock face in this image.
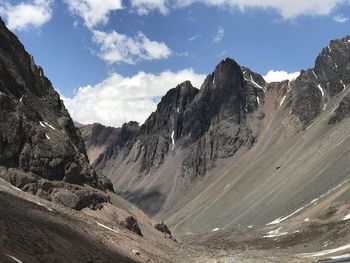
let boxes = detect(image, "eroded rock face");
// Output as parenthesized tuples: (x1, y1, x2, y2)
(0, 17, 113, 208)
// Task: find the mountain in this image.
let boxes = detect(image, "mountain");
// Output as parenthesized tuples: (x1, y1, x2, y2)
(83, 36, 350, 236)
(0, 17, 202, 263)
(0, 18, 118, 211)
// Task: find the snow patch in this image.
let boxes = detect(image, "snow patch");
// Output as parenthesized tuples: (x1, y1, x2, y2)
(280, 95, 287, 106)
(342, 213, 350, 221)
(256, 96, 260, 105)
(39, 121, 45, 128)
(45, 134, 51, 140)
(211, 228, 219, 232)
(213, 76, 215, 84)
(300, 243, 350, 258)
(327, 45, 332, 52)
(317, 84, 325, 98)
(5, 255, 22, 263)
(19, 96, 23, 102)
(267, 181, 346, 225)
(247, 225, 253, 229)
(171, 130, 175, 150)
(35, 201, 53, 211)
(263, 227, 288, 238)
(44, 122, 56, 130)
(304, 218, 310, 222)
(340, 80, 346, 91)
(312, 70, 318, 79)
(250, 76, 264, 90)
(329, 254, 350, 260)
(96, 222, 119, 234)
(317, 84, 327, 110)
(177, 107, 180, 113)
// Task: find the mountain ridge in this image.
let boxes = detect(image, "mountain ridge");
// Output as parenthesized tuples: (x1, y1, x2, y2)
(81, 35, 350, 230)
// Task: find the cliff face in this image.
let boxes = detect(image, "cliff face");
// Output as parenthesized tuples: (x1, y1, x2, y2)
(0, 17, 113, 210)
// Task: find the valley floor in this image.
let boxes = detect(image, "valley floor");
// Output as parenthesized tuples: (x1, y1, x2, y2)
(1, 177, 350, 263)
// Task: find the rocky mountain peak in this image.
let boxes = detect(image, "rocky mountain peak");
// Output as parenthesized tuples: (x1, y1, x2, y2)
(313, 35, 350, 96)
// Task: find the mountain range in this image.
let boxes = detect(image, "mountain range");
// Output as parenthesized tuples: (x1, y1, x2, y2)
(2, 14, 350, 262)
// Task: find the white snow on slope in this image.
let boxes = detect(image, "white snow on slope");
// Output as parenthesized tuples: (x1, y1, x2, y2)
(263, 227, 288, 238)
(39, 121, 45, 127)
(211, 228, 219, 232)
(317, 84, 325, 98)
(250, 76, 264, 90)
(45, 134, 50, 140)
(312, 70, 318, 79)
(5, 255, 22, 263)
(96, 222, 118, 234)
(171, 130, 175, 150)
(342, 213, 350, 221)
(44, 122, 56, 130)
(19, 96, 23, 102)
(329, 254, 350, 260)
(340, 80, 346, 91)
(267, 181, 347, 225)
(280, 95, 287, 106)
(257, 96, 260, 105)
(317, 84, 327, 110)
(300, 243, 350, 258)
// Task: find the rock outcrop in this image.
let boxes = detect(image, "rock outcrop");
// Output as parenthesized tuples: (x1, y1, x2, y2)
(0, 17, 112, 210)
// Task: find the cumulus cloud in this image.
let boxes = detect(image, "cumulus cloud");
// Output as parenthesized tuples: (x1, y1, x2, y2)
(64, 0, 122, 29)
(92, 30, 172, 64)
(174, 0, 348, 19)
(263, 70, 300, 83)
(130, 0, 169, 15)
(213, 26, 224, 42)
(0, 0, 53, 31)
(333, 14, 348, 23)
(63, 69, 206, 127)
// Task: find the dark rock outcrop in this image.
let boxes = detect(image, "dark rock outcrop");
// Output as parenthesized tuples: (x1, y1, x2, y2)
(155, 222, 172, 237)
(120, 216, 143, 236)
(0, 17, 113, 209)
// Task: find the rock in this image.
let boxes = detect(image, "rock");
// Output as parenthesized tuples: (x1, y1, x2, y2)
(131, 249, 140, 255)
(155, 222, 172, 237)
(328, 94, 350, 124)
(120, 216, 143, 237)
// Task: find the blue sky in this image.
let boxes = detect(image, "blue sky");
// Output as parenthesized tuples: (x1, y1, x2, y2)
(1, 0, 350, 127)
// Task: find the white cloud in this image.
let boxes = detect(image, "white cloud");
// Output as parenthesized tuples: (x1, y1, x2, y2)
(130, 0, 169, 15)
(63, 69, 206, 127)
(189, 34, 200, 41)
(213, 26, 224, 42)
(0, 0, 53, 31)
(263, 70, 300, 83)
(333, 14, 348, 23)
(174, 0, 349, 19)
(64, 0, 122, 29)
(92, 30, 172, 64)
